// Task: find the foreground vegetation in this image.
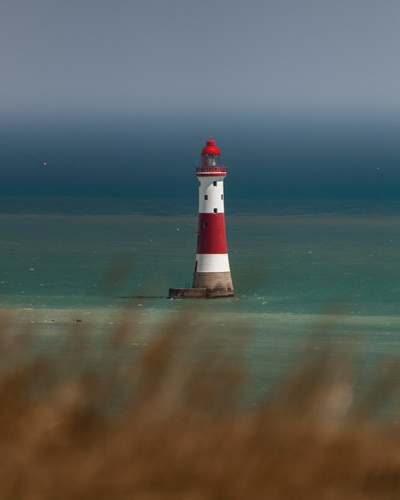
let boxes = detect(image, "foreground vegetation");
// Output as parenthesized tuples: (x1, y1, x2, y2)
(1, 309, 400, 499)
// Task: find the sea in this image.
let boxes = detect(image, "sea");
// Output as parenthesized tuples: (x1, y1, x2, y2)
(2, 195, 400, 405)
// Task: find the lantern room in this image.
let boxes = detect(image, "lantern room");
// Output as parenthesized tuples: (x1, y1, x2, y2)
(201, 139, 221, 168)
(196, 139, 228, 176)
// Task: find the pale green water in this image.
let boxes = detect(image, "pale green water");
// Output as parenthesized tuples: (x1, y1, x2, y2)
(1, 196, 400, 405)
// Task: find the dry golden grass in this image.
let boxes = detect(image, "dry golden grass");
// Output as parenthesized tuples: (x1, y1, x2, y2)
(1, 309, 400, 499)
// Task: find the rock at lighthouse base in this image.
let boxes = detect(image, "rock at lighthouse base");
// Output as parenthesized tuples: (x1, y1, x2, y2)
(168, 287, 234, 299)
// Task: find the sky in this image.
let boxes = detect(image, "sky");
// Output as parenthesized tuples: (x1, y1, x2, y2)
(1, 0, 400, 200)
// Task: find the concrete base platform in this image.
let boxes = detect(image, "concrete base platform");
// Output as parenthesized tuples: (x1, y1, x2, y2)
(193, 271, 233, 292)
(168, 287, 234, 299)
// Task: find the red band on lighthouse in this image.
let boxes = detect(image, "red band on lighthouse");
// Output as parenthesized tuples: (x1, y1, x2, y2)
(197, 213, 228, 254)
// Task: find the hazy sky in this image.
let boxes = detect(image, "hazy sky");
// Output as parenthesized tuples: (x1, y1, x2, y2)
(2, 0, 400, 118)
(2, 0, 400, 200)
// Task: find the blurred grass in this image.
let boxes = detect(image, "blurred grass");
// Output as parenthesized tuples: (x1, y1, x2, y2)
(1, 308, 400, 499)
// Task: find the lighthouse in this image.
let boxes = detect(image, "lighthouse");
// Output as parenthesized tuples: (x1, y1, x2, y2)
(169, 139, 234, 299)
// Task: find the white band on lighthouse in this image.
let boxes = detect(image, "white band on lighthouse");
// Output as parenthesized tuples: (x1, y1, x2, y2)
(195, 253, 231, 273)
(198, 176, 225, 214)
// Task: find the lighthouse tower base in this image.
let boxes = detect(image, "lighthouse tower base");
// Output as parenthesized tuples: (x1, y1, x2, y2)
(193, 271, 233, 291)
(169, 272, 234, 299)
(168, 286, 234, 300)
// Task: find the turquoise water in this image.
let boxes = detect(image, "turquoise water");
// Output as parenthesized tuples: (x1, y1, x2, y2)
(2, 196, 400, 405)
(1, 196, 400, 316)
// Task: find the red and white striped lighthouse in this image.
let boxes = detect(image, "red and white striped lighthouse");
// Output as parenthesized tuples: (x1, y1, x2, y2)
(169, 139, 234, 299)
(192, 139, 234, 296)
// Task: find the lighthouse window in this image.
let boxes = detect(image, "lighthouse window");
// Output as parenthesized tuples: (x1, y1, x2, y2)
(214, 208, 218, 213)
(206, 155, 217, 167)
(198, 181, 201, 187)
(213, 181, 217, 186)
(203, 222, 208, 228)
(221, 194, 224, 200)
(204, 195, 208, 200)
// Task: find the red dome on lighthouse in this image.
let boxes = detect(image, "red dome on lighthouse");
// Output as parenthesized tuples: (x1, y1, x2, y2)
(202, 139, 220, 155)
(198, 138, 227, 173)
